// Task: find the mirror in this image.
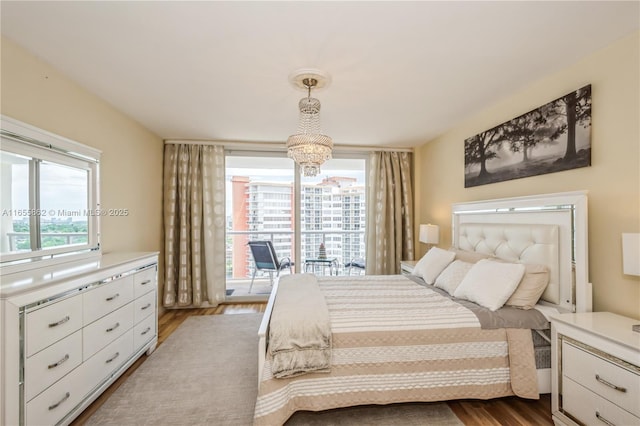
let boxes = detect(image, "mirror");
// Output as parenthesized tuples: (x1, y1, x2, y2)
(0, 116, 100, 269)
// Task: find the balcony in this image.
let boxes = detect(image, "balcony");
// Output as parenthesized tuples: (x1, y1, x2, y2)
(226, 229, 365, 299)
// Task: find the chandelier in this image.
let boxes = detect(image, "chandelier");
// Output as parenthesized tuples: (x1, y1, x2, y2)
(286, 71, 333, 177)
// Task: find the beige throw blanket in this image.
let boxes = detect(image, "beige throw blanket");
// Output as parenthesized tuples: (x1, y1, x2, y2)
(268, 274, 332, 378)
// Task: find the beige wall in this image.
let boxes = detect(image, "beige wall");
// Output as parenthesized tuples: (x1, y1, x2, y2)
(415, 31, 640, 319)
(1, 37, 164, 273)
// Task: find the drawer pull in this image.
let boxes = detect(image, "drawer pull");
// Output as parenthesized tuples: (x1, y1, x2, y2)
(106, 293, 120, 302)
(141, 326, 152, 336)
(48, 316, 70, 328)
(141, 303, 152, 310)
(48, 392, 70, 410)
(106, 352, 120, 364)
(47, 354, 70, 369)
(595, 411, 616, 426)
(141, 279, 151, 285)
(595, 374, 627, 393)
(106, 322, 120, 333)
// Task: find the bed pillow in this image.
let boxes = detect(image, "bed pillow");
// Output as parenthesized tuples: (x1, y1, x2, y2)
(413, 247, 456, 285)
(505, 264, 550, 309)
(453, 259, 526, 311)
(434, 260, 474, 295)
(448, 248, 492, 264)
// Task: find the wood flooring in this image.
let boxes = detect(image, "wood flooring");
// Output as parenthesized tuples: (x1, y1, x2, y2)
(72, 302, 553, 426)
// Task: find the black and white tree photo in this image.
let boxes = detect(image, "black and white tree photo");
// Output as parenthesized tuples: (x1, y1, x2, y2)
(464, 85, 591, 188)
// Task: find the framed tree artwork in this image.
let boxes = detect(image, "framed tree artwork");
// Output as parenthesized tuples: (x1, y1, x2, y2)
(464, 84, 591, 188)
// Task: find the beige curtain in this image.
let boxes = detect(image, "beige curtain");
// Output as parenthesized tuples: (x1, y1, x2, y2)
(365, 151, 415, 275)
(163, 144, 226, 307)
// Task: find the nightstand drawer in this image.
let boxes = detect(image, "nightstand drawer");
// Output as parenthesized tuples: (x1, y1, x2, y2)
(563, 340, 640, 417)
(400, 260, 416, 275)
(563, 378, 640, 426)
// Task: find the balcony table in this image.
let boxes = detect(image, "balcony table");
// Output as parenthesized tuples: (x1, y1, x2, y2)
(304, 258, 339, 276)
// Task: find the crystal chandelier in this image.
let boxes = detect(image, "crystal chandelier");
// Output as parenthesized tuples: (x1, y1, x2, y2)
(286, 75, 333, 177)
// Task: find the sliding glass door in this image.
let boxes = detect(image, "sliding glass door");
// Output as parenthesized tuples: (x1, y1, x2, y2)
(225, 152, 366, 300)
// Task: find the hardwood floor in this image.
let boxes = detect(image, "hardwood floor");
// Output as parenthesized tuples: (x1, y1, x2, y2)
(73, 303, 552, 425)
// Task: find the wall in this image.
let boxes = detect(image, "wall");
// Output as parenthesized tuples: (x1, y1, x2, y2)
(1, 37, 164, 308)
(415, 31, 640, 319)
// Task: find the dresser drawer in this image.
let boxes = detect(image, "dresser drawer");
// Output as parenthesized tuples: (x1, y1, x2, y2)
(83, 275, 134, 325)
(563, 341, 640, 417)
(25, 362, 87, 426)
(83, 302, 134, 360)
(133, 313, 156, 351)
(25, 295, 83, 357)
(82, 330, 134, 394)
(24, 330, 82, 402)
(563, 378, 640, 426)
(134, 290, 156, 324)
(133, 267, 156, 298)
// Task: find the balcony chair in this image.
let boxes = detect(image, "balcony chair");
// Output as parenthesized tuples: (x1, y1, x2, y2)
(247, 240, 293, 293)
(345, 258, 365, 275)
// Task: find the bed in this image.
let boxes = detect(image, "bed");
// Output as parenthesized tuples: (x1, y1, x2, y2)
(254, 191, 590, 425)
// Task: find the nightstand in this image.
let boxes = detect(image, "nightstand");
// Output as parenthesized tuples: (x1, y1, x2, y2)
(550, 312, 640, 426)
(400, 260, 418, 275)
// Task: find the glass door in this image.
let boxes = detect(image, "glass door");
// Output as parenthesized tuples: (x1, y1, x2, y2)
(225, 154, 295, 299)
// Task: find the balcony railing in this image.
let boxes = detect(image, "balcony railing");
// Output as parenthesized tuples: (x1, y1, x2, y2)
(5, 232, 88, 252)
(226, 229, 365, 281)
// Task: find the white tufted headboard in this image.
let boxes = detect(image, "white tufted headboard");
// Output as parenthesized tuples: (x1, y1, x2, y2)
(458, 223, 560, 305)
(451, 191, 590, 313)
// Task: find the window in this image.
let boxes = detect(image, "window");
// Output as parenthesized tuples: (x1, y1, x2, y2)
(1, 117, 100, 269)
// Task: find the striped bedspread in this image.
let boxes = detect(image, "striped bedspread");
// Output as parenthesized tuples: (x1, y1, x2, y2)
(254, 275, 538, 425)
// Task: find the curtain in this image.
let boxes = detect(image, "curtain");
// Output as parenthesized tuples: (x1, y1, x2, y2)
(365, 151, 415, 275)
(163, 144, 226, 307)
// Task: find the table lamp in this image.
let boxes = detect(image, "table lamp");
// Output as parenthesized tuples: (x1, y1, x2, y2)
(419, 224, 439, 252)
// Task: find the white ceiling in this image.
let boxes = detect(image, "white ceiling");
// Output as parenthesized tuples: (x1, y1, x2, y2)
(1, 1, 638, 148)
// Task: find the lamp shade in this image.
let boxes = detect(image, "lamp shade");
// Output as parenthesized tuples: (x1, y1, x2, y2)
(622, 233, 640, 276)
(419, 224, 439, 245)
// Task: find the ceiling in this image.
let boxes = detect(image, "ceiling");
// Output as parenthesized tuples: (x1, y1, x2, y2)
(1, 1, 638, 148)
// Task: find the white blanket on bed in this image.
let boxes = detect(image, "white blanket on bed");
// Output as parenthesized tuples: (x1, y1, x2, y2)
(268, 273, 332, 378)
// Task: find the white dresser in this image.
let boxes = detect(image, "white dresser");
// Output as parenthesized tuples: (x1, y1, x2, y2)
(0, 252, 159, 426)
(551, 312, 640, 426)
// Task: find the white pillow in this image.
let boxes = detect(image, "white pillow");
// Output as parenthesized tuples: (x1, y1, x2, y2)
(434, 260, 474, 296)
(413, 247, 456, 285)
(453, 259, 526, 311)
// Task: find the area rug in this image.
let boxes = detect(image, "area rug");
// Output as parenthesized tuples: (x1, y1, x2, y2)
(86, 314, 263, 426)
(86, 313, 463, 426)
